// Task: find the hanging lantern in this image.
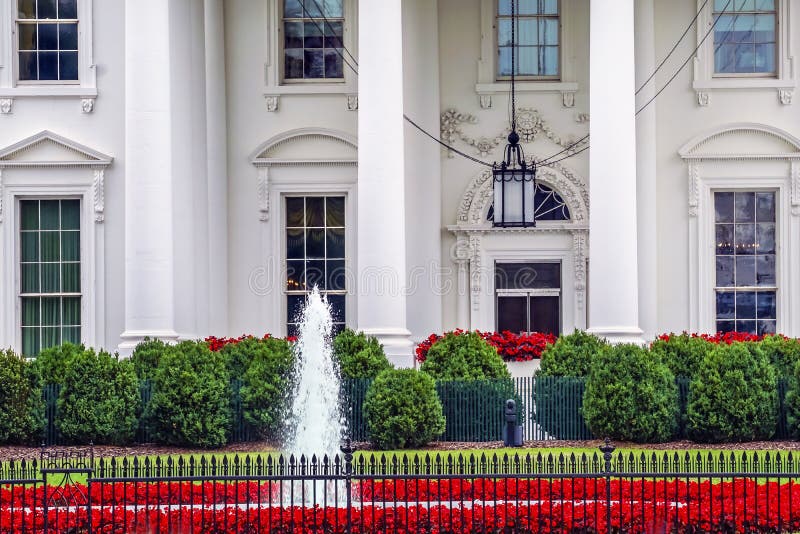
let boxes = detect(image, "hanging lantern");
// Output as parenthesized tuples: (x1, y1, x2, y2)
(492, 0, 536, 228)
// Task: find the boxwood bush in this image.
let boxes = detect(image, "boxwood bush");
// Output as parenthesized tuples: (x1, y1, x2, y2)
(238, 337, 295, 439)
(760, 335, 800, 377)
(333, 328, 393, 379)
(30, 342, 87, 385)
(145, 341, 232, 448)
(420, 332, 510, 381)
(57, 349, 140, 445)
(130, 338, 170, 381)
(0, 349, 44, 445)
(364, 369, 445, 449)
(583, 344, 678, 443)
(537, 330, 607, 378)
(687, 342, 777, 443)
(649, 333, 713, 379)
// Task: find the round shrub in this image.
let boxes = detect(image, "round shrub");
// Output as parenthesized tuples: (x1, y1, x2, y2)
(687, 342, 777, 443)
(364, 369, 445, 449)
(0, 349, 44, 445)
(420, 332, 510, 381)
(238, 337, 295, 439)
(130, 338, 170, 381)
(583, 344, 678, 443)
(146, 341, 232, 448)
(760, 335, 800, 377)
(649, 333, 713, 379)
(57, 349, 140, 445)
(538, 330, 607, 378)
(30, 342, 87, 385)
(333, 328, 393, 379)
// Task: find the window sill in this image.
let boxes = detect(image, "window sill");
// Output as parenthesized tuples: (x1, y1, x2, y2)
(263, 82, 358, 112)
(474, 81, 579, 109)
(692, 78, 795, 106)
(0, 86, 97, 97)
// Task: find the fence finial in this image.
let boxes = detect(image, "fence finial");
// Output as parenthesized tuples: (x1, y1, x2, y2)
(600, 437, 615, 472)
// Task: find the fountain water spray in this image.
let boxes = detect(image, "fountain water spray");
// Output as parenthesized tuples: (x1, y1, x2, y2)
(284, 286, 345, 461)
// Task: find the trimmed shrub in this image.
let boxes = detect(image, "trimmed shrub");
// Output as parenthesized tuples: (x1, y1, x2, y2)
(649, 333, 713, 379)
(145, 341, 231, 448)
(30, 342, 87, 385)
(760, 335, 800, 377)
(0, 349, 44, 445)
(238, 337, 295, 439)
(364, 369, 445, 449)
(57, 349, 140, 445)
(583, 344, 678, 443)
(333, 328, 393, 379)
(688, 342, 777, 443)
(420, 332, 510, 381)
(130, 338, 170, 381)
(537, 330, 607, 378)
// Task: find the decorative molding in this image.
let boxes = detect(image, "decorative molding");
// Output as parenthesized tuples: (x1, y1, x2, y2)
(792, 161, 800, 216)
(440, 107, 588, 159)
(81, 98, 95, 114)
(679, 123, 800, 158)
(468, 234, 482, 311)
(575, 113, 589, 123)
(479, 94, 492, 109)
(696, 91, 710, 107)
(265, 95, 279, 112)
(571, 230, 588, 311)
(0, 169, 3, 223)
(561, 91, 576, 108)
(346, 94, 358, 111)
(92, 169, 105, 222)
(0, 130, 113, 169)
(258, 167, 270, 222)
(779, 88, 794, 105)
(0, 98, 11, 114)
(688, 162, 699, 218)
(455, 164, 589, 226)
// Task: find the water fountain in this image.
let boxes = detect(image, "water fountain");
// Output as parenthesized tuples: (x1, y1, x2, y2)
(282, 287, 346, 504)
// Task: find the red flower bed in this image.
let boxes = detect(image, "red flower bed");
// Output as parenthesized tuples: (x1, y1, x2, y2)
(204, 334, 297, 352)
(655, 331, 777, 345)
(416, 330, 556, 363)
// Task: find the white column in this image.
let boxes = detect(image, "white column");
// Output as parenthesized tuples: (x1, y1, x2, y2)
(357, 0, 414, 366)
(118, 0, 178, 353)
(635, 0, 658, 341)
(587, 0, 644, 343)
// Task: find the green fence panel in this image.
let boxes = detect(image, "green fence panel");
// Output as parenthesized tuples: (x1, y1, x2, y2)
(341, 378, 371, 442)
(532, 376, 592, 440)
(42, 384, 62, 446)
(777, 378, 790, 439)
(136, 380, 153, 444)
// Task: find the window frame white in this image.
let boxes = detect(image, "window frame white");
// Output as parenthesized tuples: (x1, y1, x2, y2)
(495, 0, 561, 81)
(265, 0, 357, 97)
(0, 0, 96, 98)
(476, 0, 578, 108)
(494, 259, 563, 335)
(693, 0, 794, 101)
(280, 0, 347, 84)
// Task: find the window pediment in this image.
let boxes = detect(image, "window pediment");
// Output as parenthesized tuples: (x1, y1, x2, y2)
(251, 128, 357, 167)
(679, 123, 800, 161)
(0, 130, 112, 168)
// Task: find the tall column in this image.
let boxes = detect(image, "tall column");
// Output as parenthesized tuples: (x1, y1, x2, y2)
(635, 0, 658, 340)
(587, 0, 644, 343)
(118, 0, 178, 353)
(357, 0, 414, 366)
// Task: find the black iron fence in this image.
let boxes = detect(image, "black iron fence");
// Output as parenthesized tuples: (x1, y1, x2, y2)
(3, 442, 800, 532)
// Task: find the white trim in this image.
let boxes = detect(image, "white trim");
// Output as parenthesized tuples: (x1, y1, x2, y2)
(0, 130, 113, 166)
(475, 0, 579, 108)
(0, 0, 97, 103)
(692, 0, 795, 104)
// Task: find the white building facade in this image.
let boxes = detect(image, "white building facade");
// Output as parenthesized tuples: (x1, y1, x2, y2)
(0, 0, 798, 366)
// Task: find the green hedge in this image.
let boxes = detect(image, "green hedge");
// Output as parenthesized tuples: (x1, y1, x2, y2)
(333, 328, 393, 379)
(0, 349, 43, 445)
(239, 337, 295, 440)
(421, 332, 510, 381)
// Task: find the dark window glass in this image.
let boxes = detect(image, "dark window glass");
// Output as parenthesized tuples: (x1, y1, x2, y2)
(496, 262, 560, 289)
(530, 296, 559, 335)
(713, 1, 776, 75)
(497, 296, 527, 334)
(497, 0, 559, 78)
(283, 0, 345, 80)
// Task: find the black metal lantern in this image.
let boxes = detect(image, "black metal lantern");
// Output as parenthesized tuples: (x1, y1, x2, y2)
(492, 0, 537, 228)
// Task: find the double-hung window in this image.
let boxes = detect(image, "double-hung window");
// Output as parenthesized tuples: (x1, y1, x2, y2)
(495, 262, 561, 335)
(713, 0, 777, 76)
(19, 199, 81, 356)
(497, 0, 559, 79)
(283, 0, 344, 81)
(16, 0, 79, 82)
(285, 196, 346, 336)
(714, 191, 776, 335)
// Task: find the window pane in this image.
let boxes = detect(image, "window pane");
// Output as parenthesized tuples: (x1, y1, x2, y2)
(58, 0, 77, 18)
(736, 320, 757, 334)
(41, 297, 60, 325)
(324, 49, 343, 78)
(284, 0, 303, 18)
(517, 19, 538, 46)
(716, 255, 735, 287)
(496, 262, 560, 289)
(755, 223, 775, 254)
(38, 0, 57, 19)
(518, 0, 538, 15)
(734, 223, 755, 255)
(19, 23, 37, 50)
(59, 51, 77, 80)
(716, 224, 734, 255)
(755, 192, 775, 221)
(736, 291, 757, 319)
(62, 326, 80, 344)
(323, 20, 342, 48)
(716, 292, 735, 319)
(303, 49, 324, 78)
(754, 43, 775, 73)
(22, 327, 40, 357)
(285, 21, 304, 48)
(287, 260, 305, 290)
(735, 256, 756, 286)
(21, 264, 40, 293)
(758, 320, 776, 335)
(61, 262, 79, 292)
(287, 294, 305, 323)
(328, 294, 345, 323)
(40, 231, 60, 261)
(21, 297, 40, 326)
(303, 21, 323, 48)
(321, 0, 343, 18)
(41, 327, 60, 350)
(542, 46, 559, 75)
(542, 0, 558, 15)
(326, 260, 346, 291)
(60, 199, 80, 229)
(715, 193, 735, 222)
(38, 22, 57, 49)
(286, 228, 305, 259)
(61, 231, 79, 261)
(756, 255, 776, 286)
(717, 320, 736, 333)
(40, 200, 59, 229)
(306, 228, 325, 258)
(18, 51, 37, 80)
(305, 197, 324, 226)
(734, 192, 755, 222)
(732, 14, 755, 43)
(756, 291, 776, 319)
(539, 18, 558, 45)
(754, 13, 775, 42)
(498, 47, 513, 76)
(285, 48, 304, 78)
(517, 47, 539, 76)
(326, 197, 345, 227)
(20, 201, 39, 230)
(498, 296, 527, 333)
(62, 296, 80, 324)
(18, 0, 36, 18)
(286, 197, 305, 227)
(41, 263, 60, 292)
(326, 228, 345, 258)
(306, 259, 325, 289)
(530, 295, 560, 335)
(21, 232, 39, 262)
(715, 43, 738, 72)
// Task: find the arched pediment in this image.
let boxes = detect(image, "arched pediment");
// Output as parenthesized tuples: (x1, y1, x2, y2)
(0, 130, 113, 168)
(251, 128, 357, 167)
(679, 123, 800, 160)
(455, 160, 589, 227)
